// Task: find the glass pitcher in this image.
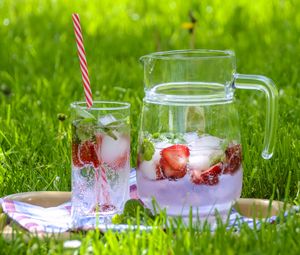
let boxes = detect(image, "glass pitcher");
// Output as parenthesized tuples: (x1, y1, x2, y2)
(136, 49, 278, 221)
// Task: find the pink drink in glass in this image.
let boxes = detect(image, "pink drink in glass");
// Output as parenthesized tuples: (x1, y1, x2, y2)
(71, 101, 130, 228)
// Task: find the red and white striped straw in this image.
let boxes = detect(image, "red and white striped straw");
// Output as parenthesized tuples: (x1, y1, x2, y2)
(72, 14, 110, 207)
(72, 13, 93, 108)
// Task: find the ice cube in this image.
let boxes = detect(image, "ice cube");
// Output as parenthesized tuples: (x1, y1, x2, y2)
(189, 148, 224, 170)
(198, 135, 223, 148)
(100, 132, 129, 165)
(189, 153, 211, 171)
(183, 132, 199, 144)
(139, 150, 161, 180)
(189, 135, 223, 149)
(155, 141, 173, 149)
(98, 114, 117, 126)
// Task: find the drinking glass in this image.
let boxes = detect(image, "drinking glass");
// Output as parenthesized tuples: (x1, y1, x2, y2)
(71, 101, 130, 228)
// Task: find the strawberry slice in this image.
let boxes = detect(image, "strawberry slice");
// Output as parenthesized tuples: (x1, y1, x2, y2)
(223, 144, 242, 174)
(90, 204, 116, 213)
(160, 145, 190, 179)
(108, 151, 129, 169)
(79, 140, 100, 169)
(72, 143, 84, 168)
(160, 157, 187, 179)
(95, 133, 103, 162)
(190, 163, 223, 185)
(161, 145, 190, 170)
(155, 164, 166, 180)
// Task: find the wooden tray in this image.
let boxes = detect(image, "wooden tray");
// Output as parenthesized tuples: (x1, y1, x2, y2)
(0, 192, 285, 239)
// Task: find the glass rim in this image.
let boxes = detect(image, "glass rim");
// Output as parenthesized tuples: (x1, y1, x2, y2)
(140, 49, 235, 61)
(70, 101, 130, 111)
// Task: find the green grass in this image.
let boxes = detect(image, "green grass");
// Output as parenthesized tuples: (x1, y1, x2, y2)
(1, 213, 300, 254)
(0, 0, 300, 253)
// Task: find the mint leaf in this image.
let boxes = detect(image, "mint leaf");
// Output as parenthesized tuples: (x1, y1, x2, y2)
(98, 115, 119, 140)
(197, 129, 205, 137)
(102, 127, 118, 140)
(141, 139, 155, 161)
(111, 214, 124, 224)
(152, 132, 160, 139)
(123, 199, 146, 217)
(106, 120, 122, 127)
(75, 107, 96, 120)
(72, 108, 97, 142)
(164, 133, 175, 140)
(173, 133, 186, 144)
(221, 139, 230, 152)
(111, 199, 154, 225)
(209, 151, 225, 166)
(79, 117, 97, 124)
(76, 123, 95, 141)
(74, 110, 120, 141)
(72, 123, 81, 144)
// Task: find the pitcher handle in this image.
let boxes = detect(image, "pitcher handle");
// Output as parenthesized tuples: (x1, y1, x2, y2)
(234, 74, 278, 160)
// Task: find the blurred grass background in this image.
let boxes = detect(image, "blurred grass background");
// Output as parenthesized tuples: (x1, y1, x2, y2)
(0, 0, 299, 201)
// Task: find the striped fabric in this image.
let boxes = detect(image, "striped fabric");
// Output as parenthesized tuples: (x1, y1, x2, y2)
(0, 170, 298, 233)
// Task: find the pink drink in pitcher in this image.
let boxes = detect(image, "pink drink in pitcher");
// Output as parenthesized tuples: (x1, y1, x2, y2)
(137, 132, 242, 220)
